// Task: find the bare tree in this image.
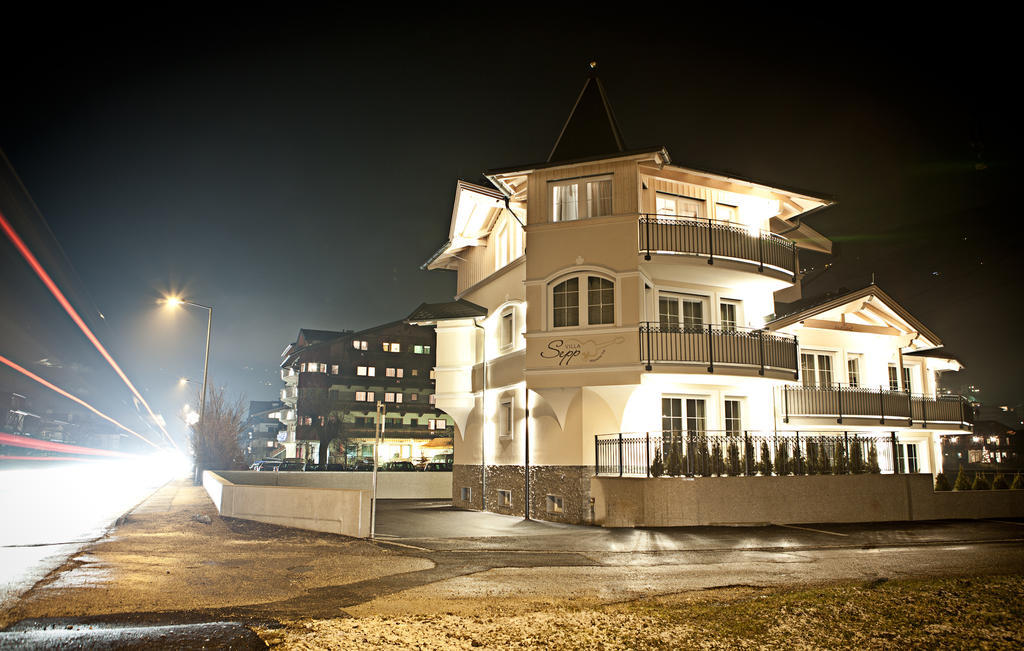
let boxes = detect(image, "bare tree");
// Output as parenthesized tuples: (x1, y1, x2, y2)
(189, 385, 246, 472)
(298, 388, 349, 467)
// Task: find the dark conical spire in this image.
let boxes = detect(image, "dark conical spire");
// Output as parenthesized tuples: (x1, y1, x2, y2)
(547, 62, 627, 163)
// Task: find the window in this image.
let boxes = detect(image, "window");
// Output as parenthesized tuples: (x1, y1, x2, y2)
(356, 366, 376, 377)
(847, 356, 861, 388)
(429, 394, 436, 405)
(428, 418, 446, 430)
(384, 392, 402, 403)
(659, 294, 706, 332)
(355, 391, 375, 402)
(720, 301, 740, 331)
(587, 277, 614, 325)
(385, 367, 404, 378)
(801, 353, 833, 388)
(429, 369, 436, 380)
(413, 345, 431, 355)
(411, 369, 419, 377)
(461, 487, 472, 502)
(662, 397, 706, 436)
(330, 364, 339, 375)
(656, 192, 705, 219)
(545, 494, 564, 514)
(724, 399, 742, 435)
(383, 342, 401, 353)
(552, 274, 616, 328)
(353, 340, 367, 350)
(500, 309, 514, 349)
(499, 400, 513, 439)
(498, 490, 512, 507)
(897, 443, 920, 473)
(716, 203, 739, 223)
(888, 365, 900, 391)
(550, 176, 612, 222)
(902, 366, 913, 394)
(411, 393, 418, 401)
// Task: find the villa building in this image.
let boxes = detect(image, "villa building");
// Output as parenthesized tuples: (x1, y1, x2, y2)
(276, 321, 452, 464)
(410, 70, 974, 524)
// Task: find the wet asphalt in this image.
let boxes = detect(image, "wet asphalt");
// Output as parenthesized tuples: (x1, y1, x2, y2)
(3, 497, 1023, 648)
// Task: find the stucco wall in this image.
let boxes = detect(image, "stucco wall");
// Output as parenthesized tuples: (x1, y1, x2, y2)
(203, 471, 370, 537)
(215, 470, 452, 499)
(592, 474, 1024, 527)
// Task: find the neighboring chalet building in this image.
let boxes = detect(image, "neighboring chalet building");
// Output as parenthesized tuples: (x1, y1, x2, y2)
(277, 321, 452, 464)
(410, 70, 975, 524)
(243, 400, 286, 464)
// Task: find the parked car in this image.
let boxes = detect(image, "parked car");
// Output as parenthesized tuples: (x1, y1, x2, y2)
(278, 459, 306, 471)
(381, 461, 417, 472)
(324, 463, 346, 471)
(436, 453, 454, 464)
(252, 459, 281, 472)
(424, 461, 451, 472)
(350, 459, 374, 471)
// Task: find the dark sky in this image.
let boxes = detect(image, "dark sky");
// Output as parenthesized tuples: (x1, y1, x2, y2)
(1, 9, 1019, 448)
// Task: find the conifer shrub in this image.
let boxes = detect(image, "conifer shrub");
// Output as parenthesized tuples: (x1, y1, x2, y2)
(818, 443, 832, 475)
(1012, 474, 1024, 490)
(666, 436, 683, 477)
(849, 436, 865, 474)
(650, 448, 664, 478)
(759, 440, 773, 476)
(744, 435, 756, 475)
(867, 441, 881, 474)
(953, 467, 971, 490)
(934, 473, 952, 491)
(834, 441, 849, 475)
(971, 472, 991, 491)
(775, 441, 791, 476)
(992, 473, 1009, 490)
(792, 441, 805, 476)
(711, 440, 725, 476)
(805, 440, 819, 475)
(727, 440, 741, 476)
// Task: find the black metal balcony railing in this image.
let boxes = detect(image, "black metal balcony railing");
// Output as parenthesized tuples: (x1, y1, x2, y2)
(639, 215, 798, 277)
(779, 385, 973, 428)
(639, 322, 799, 377)
(595, 430, 900, 478)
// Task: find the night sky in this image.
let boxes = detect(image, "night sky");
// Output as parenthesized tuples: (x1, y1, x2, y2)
(1, 9, 1018, 448)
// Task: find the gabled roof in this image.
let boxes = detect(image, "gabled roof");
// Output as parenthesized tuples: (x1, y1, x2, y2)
(767, 284, 942, 346)
(548, 64, 627, 163)
(406, 300, 488, 324)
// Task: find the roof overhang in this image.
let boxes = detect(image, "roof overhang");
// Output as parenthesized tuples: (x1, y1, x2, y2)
(426, 181, 507, 271)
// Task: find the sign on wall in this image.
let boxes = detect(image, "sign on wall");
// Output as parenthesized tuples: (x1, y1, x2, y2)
(539, 336, 625, 367)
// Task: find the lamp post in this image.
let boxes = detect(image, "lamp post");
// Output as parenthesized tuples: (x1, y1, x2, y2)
(162, 296, 213, 482)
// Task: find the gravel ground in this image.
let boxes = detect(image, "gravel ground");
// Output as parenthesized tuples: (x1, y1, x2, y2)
(257, 575, 1024, 649)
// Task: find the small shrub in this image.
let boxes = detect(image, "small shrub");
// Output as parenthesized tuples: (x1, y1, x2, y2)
(971, 472, 991, 490)
(760, 441, 773, 476)
(818, 443, 832, 475)
(805, 440, 819, 475)
(867, 441, 881, 474)
(743, 435, 756, 475)
(666, 437, 683, 477)
(727, 440, 741, 476)
(934, 473, 952, 491)
(1012, 474, 1023, 490)
(834, 442, 849, 475)
(775, 441, 790, 476)
(650, 448, 664, 478)
(992, 473, 1009, 490)
(711, 441, 725, 476)
(849, 437, 865, 474)
(792, 442, 805, 476)
(953, 467, 971, 491)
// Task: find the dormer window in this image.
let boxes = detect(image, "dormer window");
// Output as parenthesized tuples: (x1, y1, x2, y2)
(656, 192, 704, 219)
(551, 176, 612, 222)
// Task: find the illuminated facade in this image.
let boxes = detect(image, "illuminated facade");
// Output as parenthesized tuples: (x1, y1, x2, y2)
(414, 71, 973, 523)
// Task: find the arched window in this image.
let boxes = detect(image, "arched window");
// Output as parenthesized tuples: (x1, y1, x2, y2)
(551, 274, 615, 328)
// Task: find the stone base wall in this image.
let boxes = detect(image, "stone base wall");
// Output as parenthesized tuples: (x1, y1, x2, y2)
(453, 463, 596, 525)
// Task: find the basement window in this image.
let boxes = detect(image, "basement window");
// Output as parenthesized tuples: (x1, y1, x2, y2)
(498, 489, 512, 507)
(545, 494, 564, 514)
(460, 487, 472, 502)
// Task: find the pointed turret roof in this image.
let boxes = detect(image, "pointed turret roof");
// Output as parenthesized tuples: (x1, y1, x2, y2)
(547, 62, 626, 163)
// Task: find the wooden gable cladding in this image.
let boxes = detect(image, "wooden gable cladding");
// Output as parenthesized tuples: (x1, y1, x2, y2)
(526, 158, 638, 223)
(641, 174, 714, 214)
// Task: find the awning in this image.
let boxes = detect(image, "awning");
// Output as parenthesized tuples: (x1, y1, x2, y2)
(421, 437, 453, 449)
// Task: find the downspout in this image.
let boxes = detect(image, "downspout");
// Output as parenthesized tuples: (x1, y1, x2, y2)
(473, 319, 487, 510)
(524, 388, 530, 520)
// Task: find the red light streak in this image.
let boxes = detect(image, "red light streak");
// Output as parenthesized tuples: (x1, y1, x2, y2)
(0, 455, 104, 462)
(0, 432, 135, 457)
(0, 354, 159, 449)
(0, 209, 179, 450)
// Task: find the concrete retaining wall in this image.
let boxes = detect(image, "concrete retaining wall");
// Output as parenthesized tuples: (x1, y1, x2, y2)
(203, 471, 370, 537)
(592, 474, 1024, 527)
(215, 471, 451, 499)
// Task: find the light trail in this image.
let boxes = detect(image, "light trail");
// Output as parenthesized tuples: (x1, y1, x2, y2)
(0, 354, 160, 449)
(0, 455, 103, 462)
(0, 209, 179, 451)
(0, 432, 135, 458)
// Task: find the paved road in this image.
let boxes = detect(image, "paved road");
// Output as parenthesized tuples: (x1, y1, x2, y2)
(0, 460, 178, 610)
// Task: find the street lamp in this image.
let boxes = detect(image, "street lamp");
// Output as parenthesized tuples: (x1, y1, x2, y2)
(161, 295, 213, 466)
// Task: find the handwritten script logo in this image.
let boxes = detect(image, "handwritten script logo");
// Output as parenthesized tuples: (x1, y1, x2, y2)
(539, 336, 625, 366)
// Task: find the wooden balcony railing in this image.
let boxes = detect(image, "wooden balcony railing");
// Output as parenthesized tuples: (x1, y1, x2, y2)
(639, 214, 798, 277)
(779, 385, 973, 428)
(639, 322, 798, 377)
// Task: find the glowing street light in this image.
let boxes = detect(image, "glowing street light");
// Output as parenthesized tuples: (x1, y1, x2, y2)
(161, 294, 213, 476)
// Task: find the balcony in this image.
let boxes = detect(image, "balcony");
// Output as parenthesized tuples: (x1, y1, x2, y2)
(281, 387, 298, 402)
(281, 367, 297, 383)
(639, 322, 798, 378)
(638, 215, 797, 278)
(779, 385, 973, 430)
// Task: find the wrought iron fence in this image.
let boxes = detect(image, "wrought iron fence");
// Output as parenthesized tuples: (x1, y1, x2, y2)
(638, 214, 798, 276)
(639, 322, 798, 376)
(779, 385, 973, 428)
(595, 430, 899, 478)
